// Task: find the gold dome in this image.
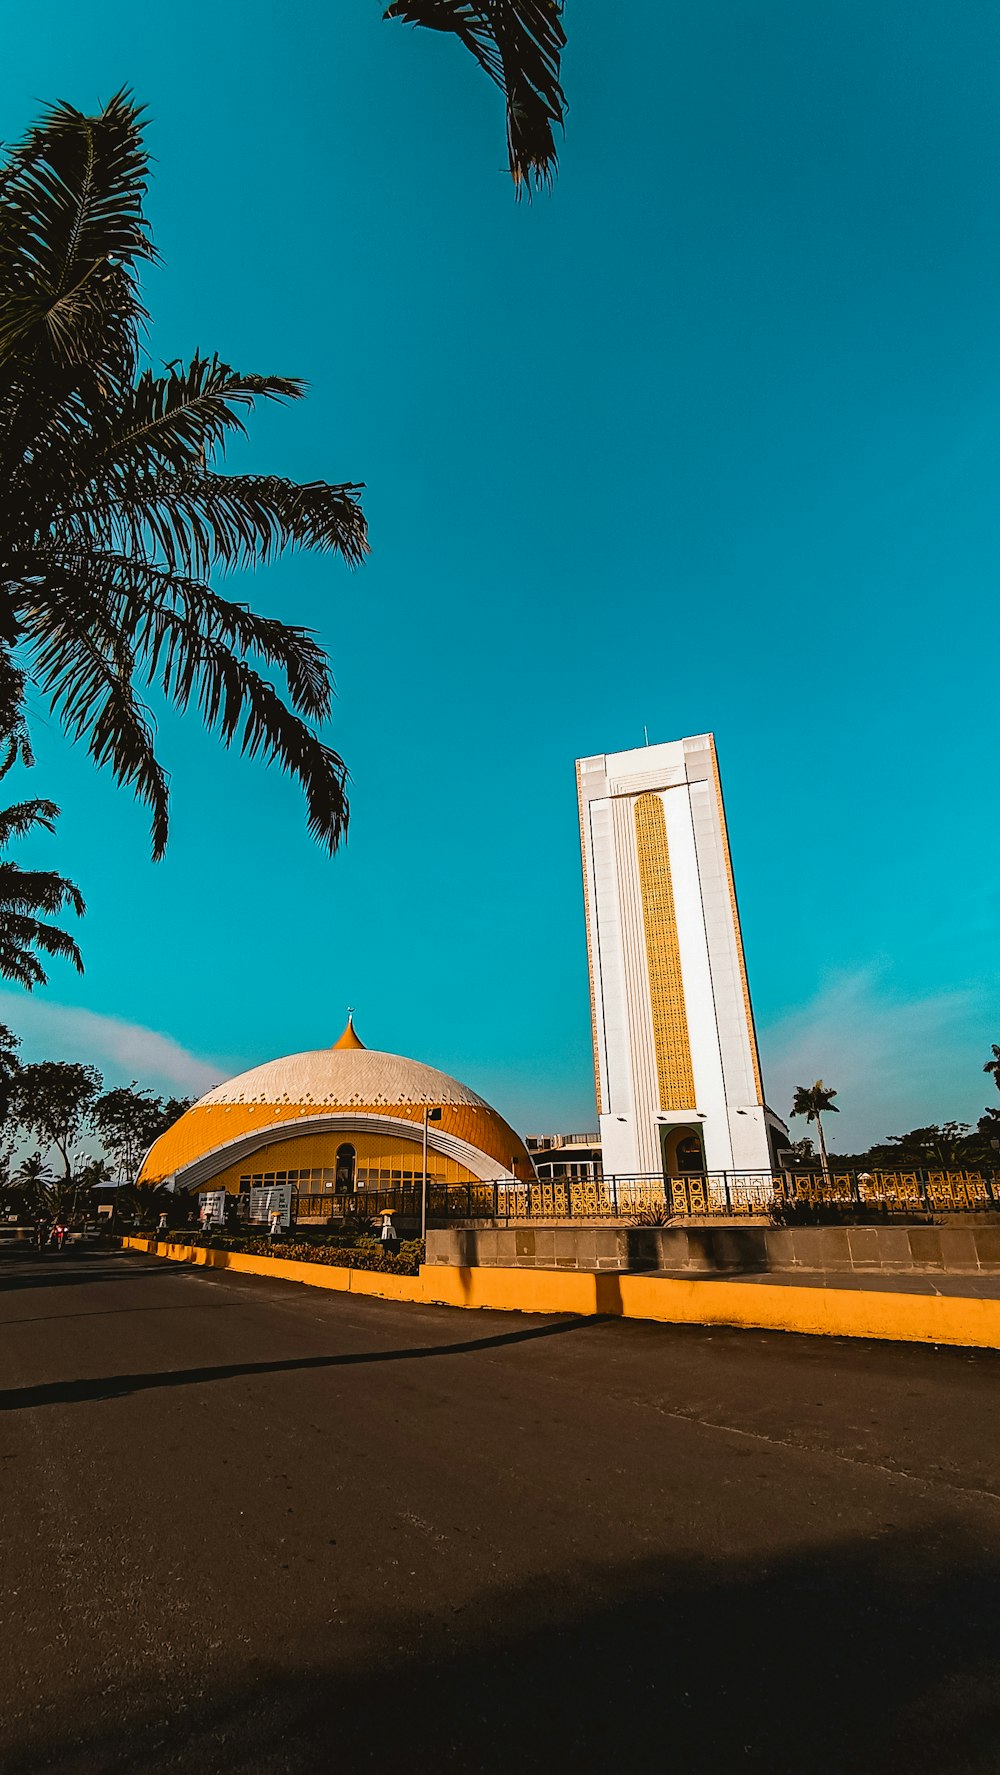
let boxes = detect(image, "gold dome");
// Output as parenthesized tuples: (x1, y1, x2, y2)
(139, 1037, 534, 1191)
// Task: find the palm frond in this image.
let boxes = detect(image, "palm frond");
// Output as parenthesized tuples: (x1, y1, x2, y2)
(71, 559, 330, 722)
(138, 568, 335, 720)
(384, 0, 566, 191)
(0, 88, 152, 370)
(17, 574, 170, 856)
(108, 468, 369, 575)
(0, 911, 84, 985)
(100, 355, 307, 472)
(0, 949, 46, 990)
(0, 862, 85, 918)
(140, 611, 351, 853)
(0, 798, 60, 846)
(18, 557, 349, 857)
(0, 651, 31, 775)
(21, 542, 336, 723)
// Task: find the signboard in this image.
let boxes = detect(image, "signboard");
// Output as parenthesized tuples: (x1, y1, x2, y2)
(198, 1189, 227, 1227)
(248, 1184, 292, 1229)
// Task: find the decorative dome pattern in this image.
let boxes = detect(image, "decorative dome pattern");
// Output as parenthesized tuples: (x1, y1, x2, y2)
(197, 1049, 497, 1113)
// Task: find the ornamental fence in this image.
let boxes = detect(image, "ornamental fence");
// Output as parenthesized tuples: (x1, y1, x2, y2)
(290, 1169, 1000, 1226)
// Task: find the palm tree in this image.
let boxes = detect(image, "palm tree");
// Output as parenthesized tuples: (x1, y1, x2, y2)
(0, 656, 83, 994)
(0, 93, 368, 860)
(12, 1150, 58, 1215)
(0, 796, 83, 988)
(0, 656, 84, 987)
(985, 1046, 1000, 1095)
(72, 1155, 113, 1217)
(384, 1, 567, 192)
(790, 1081, 839, 1178)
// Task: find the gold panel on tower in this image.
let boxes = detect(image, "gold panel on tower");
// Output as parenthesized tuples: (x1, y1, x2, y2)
(633, 792, 696, 1111)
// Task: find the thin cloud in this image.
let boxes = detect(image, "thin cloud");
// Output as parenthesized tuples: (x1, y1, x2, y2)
(760, 970, 992, 1150)
(0, 994, 226, 1097)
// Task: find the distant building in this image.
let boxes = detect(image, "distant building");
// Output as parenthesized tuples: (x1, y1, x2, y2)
(526, 1133, 603, 1182)
(576, 734, 787, 1178)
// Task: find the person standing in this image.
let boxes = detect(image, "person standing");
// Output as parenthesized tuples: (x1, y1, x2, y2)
(379, 1210, 399, 1256)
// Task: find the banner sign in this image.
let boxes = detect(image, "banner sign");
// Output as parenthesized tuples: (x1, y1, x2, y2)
(249, 1184, 292, 1229)
(198, 1189, 227, 1227)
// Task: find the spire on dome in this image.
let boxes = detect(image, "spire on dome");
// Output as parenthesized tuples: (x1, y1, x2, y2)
(332, 1011, 365, 1051)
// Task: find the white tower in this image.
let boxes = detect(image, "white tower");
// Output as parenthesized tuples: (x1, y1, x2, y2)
(576, 734, 782, 1180)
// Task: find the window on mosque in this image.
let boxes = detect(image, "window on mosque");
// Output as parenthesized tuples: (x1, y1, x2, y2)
(355, 1167, 444, 1188)
(237, 1167, 336, 1192)
(236, 1164, 450, 1194)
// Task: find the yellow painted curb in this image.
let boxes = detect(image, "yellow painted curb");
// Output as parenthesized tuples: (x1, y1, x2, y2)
(120, 1239, 1000, 1350)
(121, 1237, 424, 1302)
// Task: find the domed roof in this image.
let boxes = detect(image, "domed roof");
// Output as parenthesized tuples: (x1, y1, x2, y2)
(197, 1045, 497, 1112)
(139, 1019, 534, 1186)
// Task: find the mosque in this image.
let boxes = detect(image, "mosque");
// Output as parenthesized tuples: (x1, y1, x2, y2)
(138, 1016, 535, 1203)
(141, 730, 781, 1210)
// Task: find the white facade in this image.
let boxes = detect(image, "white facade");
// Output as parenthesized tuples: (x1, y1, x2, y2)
(577, 734, 778, 1178)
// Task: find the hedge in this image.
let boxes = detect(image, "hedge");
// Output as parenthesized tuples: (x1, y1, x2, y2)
(156, 1230, 425, 1276)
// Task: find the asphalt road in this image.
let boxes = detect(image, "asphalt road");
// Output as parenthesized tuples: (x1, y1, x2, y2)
(2, 1249, 1000, 1775)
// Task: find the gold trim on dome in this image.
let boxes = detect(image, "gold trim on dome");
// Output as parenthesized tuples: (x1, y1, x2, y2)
(633, 792, 696, 1111)
(139, 1096, 533, 1186)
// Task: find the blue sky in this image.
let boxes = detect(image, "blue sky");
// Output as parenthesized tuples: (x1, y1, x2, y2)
(1, 0, 998, 1149)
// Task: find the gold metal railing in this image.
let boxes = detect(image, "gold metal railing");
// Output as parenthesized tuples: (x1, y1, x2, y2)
(281, 1170, 998, 1226)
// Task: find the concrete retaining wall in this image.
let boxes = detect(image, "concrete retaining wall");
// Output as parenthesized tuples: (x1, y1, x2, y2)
(121, 1236, 1000, 1351)
(424, 1222, 1000, 1274)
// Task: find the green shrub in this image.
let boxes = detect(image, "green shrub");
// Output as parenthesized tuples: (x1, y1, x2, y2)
(143, 1227, 425, 1276)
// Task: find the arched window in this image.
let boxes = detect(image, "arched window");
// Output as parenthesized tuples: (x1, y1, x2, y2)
(335, 1143, 356, 1193)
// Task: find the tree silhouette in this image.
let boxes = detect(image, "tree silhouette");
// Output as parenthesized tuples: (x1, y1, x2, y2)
(13, 1060, 103, 1182)
(93, 1084, 192, 1183)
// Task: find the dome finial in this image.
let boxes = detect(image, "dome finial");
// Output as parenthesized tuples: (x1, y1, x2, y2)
(332, 1009, 365, 1051)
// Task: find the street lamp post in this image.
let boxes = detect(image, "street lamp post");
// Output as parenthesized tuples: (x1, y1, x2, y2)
(421, 1106, 442, 1243)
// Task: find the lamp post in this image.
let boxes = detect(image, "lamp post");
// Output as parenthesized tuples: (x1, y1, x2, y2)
(421, 1106, 442, 1242)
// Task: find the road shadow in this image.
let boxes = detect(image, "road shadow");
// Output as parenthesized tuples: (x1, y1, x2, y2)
(0, 1299, 249, 1329)
(0, 1314, 607, 1412)
(4, 1525, 999, 1773)
(0, 1256, 186, 1293)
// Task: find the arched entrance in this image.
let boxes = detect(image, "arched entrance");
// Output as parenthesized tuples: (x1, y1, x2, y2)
(335, 1143, 356, 1193)
(661, 1125, 705, 1179)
